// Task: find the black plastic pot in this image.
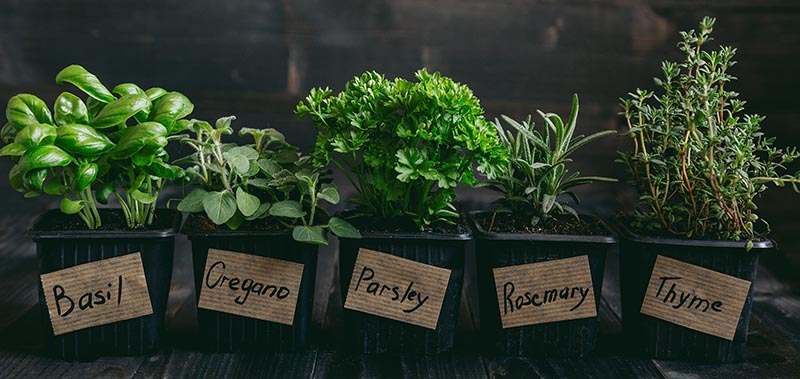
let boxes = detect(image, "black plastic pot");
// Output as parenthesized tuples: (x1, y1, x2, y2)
(31, 209, 179, 361)
(469, 211, 616, 357)
(620, 231, 772, 362)
(338, 229, 469, 354)
(185, 218, 318, 352)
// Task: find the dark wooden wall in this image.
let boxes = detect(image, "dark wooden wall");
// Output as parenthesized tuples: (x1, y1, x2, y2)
(1, 0, 799, 249)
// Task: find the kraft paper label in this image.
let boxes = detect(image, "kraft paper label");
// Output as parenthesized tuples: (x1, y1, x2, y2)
(640, 255, 751, 341)
(493, 255, 597, 328)
(39, 253, 153, 336)
(197, 249, 304, 326)
(343, 248, 451, 330)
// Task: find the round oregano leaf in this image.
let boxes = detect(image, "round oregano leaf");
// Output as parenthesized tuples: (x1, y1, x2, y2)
(177, 188, 208, 213)
(235, 187, 261, 217)
(317, 184, 340, 204)
(268, 200, 305, 218)
(292, 225, 328, 245)
(202, 190, 237, 225)
(328, 217, 361, 238)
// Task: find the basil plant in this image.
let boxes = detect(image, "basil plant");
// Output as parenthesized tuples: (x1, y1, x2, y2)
(0, 64, 192, 229)
(176, 116, 360, 245)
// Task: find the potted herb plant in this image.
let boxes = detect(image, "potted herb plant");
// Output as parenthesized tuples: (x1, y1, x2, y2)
(296, 69, 507, 354)
(618, 17, 800, 362)
(0, 65, 192, 360)
(469, 94, 616, 356)
(176, 116, 359, 352)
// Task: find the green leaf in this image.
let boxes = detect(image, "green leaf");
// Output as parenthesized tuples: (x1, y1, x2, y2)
(145, 87, 167, 102)
(112, 83, 150, 122)
(23, 169, 47, 191)
(257, 158, 282, 176)
(55, 65, 115, 103)
(6, 94, 53, 127)
(150, 92, 194, 132)
(60, 197, 84, 215)
(44, 179, 66, 195)
(95, 182, 114, 204)
(54, 92, 89, 126)
(130, 189, 157, 204)
(93, 93, 151, 128)
(317, 183, 340, 204)
(147, 159, 184, 180)
(0, 142, 26, 157)
(244, 202, 271, 221)
(177, 188, 208, 213)
(269, 200, 306, 218)
(14, 123, 57, 148)
(224, 146, 259, 175)
(292, 225, 328, 245)
(75, 163, 98, 191)
(235, 187, 261, 217)
(225, 211, 244, 230)
(109, 122, 167, 159)
(17, 145, 73, 173)
(328, 217, 361, 238)
(202, 190, 237, 225)
(55, 124, 115, 156)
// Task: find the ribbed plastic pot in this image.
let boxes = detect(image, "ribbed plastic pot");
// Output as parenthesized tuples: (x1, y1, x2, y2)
(469, 211, 615, 357)
(185, 217, 318, 352)
(31, 209, 179, 361)
(338, 229, 469, 354)
(619, 231, 771, 362)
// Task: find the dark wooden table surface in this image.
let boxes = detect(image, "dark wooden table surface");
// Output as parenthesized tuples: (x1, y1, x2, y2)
(0, 207, 798, 379)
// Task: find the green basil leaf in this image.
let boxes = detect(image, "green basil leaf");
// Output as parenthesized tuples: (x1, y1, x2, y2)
(1, 122, 18, 143)
(130, 189, 157, 204)
(93, 93, 151, 129)
(23, 168, 47, 192)
(8, 164, 23, 192)
(328, 217, 361, 238)
(177, 188, 208, 213)
(110, 122, 167, 159)
(55, 124, 115, 156)
(18, 145, 73, 173)
(268, 200, 306, 218)
(112, 83, 150, 123)
(150, 92, 194, 132)
(147, 159, 183, 179)
(0, 142, 26, 157)
(55, 65, 115, 103)
(6, 94, 53, 127)
(60, 197, 84, 215)
(75, 163, 98, 191)
(54, 92, 89, 126)
(44, 179, 67, 195)
(95, 182, 115, 204)
(292, 225, 328, 245)
(145, 87, 167, 102)
(86, 97, 105, 120)
(202, 190, 236, 225)
(14, 123, 57, 148)
(317, 183, 340, 204)
(235, 187, 260, 217)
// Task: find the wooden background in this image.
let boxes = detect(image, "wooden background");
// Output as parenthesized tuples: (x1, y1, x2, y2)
(0, 0, 798, 255)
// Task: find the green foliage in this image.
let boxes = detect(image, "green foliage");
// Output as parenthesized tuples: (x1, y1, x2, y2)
(176, 116, 360, 244)
(488, 95, 615, 226)
(0, 64, 192, 229)
(296, 69, 507, 229)
(619, 17, 800, 241)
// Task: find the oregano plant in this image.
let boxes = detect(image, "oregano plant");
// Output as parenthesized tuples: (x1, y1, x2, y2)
(296, 69, 507, 229)
(176, 116, 360, 245)
(619, 17, 800, 243)
(487, 94, 615, 229)
(0, 64, 191, 229)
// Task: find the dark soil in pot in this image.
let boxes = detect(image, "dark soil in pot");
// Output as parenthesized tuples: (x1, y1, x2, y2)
(337, 216, 469, 355)
(470, 211, 616, 357)
(183, 215, 317, 352)
(31, 208, 179, 361)
(619, 230, 771, 362)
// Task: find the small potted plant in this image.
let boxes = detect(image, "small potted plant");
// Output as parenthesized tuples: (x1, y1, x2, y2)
(176, 116, 359, 352)
(618, 17, 800, 362)
(296, 69, 507, 354)
(0, 65, 192, 360)
(469, 94, 616, 357)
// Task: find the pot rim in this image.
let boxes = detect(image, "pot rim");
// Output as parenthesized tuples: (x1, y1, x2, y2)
(617, 223, 774, 250)
(467, 210, 617, 244)
(29, 208, 181, 240)
(181, 214, 292, 238)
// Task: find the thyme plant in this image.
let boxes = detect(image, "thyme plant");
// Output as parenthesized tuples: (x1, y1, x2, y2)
(176, 116, 360, 244)
(488, 94, 615, 228)
(619, 17, 800, 242)
(296, 69, 507, 229)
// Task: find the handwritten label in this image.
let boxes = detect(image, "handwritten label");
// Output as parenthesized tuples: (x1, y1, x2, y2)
(39, 253, 153, 336)
(492, 255, 597, 328)
(343, 248, 451, 330)
(197, 249, 304, 326)
(640, 255, 751, 341)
